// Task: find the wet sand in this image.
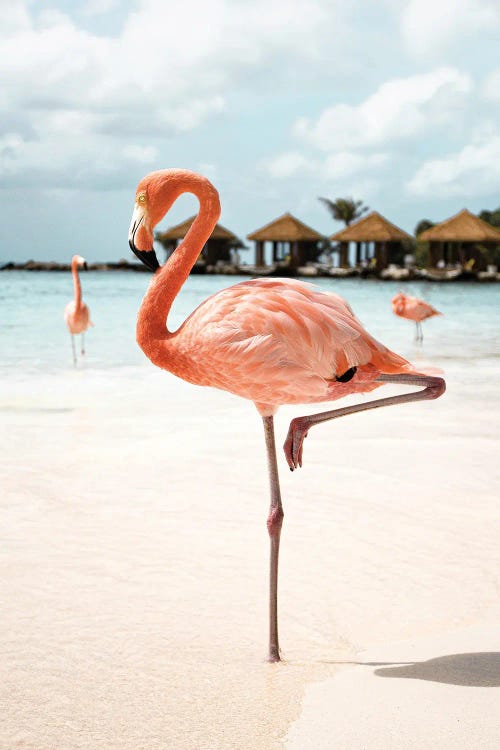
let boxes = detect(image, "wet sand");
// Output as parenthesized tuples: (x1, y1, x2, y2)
(1, 357, 499, 748)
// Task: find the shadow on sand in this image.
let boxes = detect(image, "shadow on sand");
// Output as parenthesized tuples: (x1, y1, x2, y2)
(342, 652, 500, 687)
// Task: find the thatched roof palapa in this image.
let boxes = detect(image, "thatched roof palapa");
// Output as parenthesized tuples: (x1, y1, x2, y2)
(418, 209, 500, 243)
(157, 216, 238, 241)
(330, 211, 412, 243)
(247, 213, 324, 242)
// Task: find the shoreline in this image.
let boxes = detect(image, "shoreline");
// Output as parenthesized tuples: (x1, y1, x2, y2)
(1, 261, 499, 282)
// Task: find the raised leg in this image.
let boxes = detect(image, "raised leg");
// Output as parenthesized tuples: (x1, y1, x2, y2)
(70, 335, 77, 366)
(262, 415, 284, 662)
(284, 373, 445, 470)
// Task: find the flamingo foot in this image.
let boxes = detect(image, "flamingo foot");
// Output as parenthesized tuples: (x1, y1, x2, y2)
(283, 418, 308, 471)
(268, 646, 281, 663)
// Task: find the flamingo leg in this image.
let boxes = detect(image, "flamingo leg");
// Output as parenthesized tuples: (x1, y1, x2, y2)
(70, 335, 77, 366)
(415, 321, 423, 342)
(81, 332, 85, 356)
(284, 374, 445, 470)
(262, 415, 284, 662)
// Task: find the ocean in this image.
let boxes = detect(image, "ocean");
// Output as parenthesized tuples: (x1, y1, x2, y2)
(2, 270, 499, 373)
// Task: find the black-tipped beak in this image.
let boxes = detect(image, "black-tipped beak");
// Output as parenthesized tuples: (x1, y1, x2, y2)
(128, 203, 160, 272)
(83, 261, 88, 271)
(128, 239, 160, 272)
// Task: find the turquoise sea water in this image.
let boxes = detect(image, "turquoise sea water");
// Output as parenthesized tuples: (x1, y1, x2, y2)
(1, 271, 499, 375)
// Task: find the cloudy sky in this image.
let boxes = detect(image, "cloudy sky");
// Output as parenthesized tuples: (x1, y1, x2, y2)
(1, 0, 499, 262)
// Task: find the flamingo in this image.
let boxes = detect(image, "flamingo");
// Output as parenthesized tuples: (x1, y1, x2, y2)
(392, 292, 442, 342)
(128, 169, 446, 662)
(64, 255, 93, 365)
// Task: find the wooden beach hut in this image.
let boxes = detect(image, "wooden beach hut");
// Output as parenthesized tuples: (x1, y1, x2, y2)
(155, 216, 243, 268)
(418, 209, 500, 271)
(330, 211, 413, 270)
(247, 213, 324, 270)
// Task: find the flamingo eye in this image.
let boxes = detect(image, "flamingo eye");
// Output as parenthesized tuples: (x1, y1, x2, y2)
(137, 194, 146, 204)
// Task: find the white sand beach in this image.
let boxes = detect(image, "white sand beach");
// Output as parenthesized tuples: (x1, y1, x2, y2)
(1, 350, 499, 749)
(287, 618, 500, 749)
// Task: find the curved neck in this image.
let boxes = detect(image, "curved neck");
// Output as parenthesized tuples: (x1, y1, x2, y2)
(71, 258, 82, 308)
(137, 173, 221, 349)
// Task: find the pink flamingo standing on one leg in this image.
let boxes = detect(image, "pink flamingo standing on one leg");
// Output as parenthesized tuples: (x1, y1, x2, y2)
(64, 255, 93, 365)
(392, 291, 442, 342)
(128, 169, 446, 662)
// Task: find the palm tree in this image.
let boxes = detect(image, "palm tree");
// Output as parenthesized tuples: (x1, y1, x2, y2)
(414, 219, 435, 236)
(318, 197, 369, 226)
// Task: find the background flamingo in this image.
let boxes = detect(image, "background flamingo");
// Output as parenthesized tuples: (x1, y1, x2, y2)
(128, 169, 445, 662)
(64, 255, 93, 365)
(392, 291, 442, 342)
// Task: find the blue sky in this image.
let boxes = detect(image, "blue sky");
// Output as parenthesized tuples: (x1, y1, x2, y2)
(1, 0, 499, 263)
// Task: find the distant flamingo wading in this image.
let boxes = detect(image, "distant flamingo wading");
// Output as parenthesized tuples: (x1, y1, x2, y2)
(64, 255, 93, 365)
(392, 291, 442, 342)
(128, 169, 446, 662)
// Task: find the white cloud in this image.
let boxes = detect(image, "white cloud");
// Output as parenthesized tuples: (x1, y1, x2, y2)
(196, 163, 218, 183)
(0, 2, 31, 34)
(267, 152, 314, 178)
(482, 68, 500, 101)
(82, 0, 120, 16)
(293, 68, 472, 151)
(0, 0, 343, 189)
(323, 152, 388, 179)
(0, 126, 160, 190)
(0, 0, 496, 217)
(122, 144, 158, 164)
(407, 134, 500, 197)
(401, 0, 500, 58)
(266, 150, 389, 181)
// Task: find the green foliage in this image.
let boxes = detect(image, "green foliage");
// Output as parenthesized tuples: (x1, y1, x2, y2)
(490, 247, 500, 265)
(414, 242, 430, 268)
(415, 219, 435, 236)
(480, 243, 500, 266)
(478, 207, 500, 228)
(318, 197, 369, 226)
(478, 208, 500, 265)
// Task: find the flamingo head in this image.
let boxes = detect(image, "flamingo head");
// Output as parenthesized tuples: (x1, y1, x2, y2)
(129, 169, 221, 272)
(129, 170, 193, 272)
(128, 187, 160, 271)
(72, 255, 88, 270)
(391, 291, 406, 314)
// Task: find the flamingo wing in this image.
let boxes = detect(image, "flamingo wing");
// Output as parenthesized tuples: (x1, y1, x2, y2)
(407, 297, 442, 320)
(179, 279, 411, 403)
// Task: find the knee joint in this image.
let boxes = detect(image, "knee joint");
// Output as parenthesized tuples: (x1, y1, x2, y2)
(267, 506, 284, 537)
(427, 377, 446, 400)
